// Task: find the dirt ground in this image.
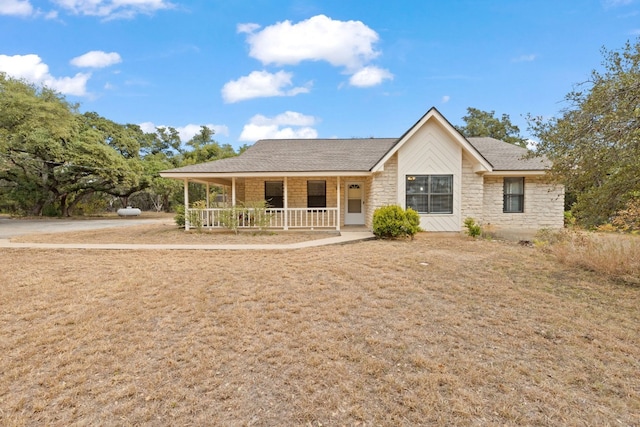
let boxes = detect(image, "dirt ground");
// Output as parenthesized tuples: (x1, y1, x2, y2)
(1, 229, 638, 426)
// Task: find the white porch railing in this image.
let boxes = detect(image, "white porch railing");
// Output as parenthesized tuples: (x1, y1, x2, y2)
(187, 208, 338, 229)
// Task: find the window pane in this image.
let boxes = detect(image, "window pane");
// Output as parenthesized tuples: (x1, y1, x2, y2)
(307, 180, 326, 208)
(503, 178, 524, 213)
(407, 195, 428, 213)
(265, 181, 283, 208)
(431, 175, 452, 194)
(308, 181, 325, 196)
(430, 194, 453, 213)
(406, 176, 428, 194)
(504, 177, 524, 194)
(504, 195, 524, 213)
(348, 199, 361, 213)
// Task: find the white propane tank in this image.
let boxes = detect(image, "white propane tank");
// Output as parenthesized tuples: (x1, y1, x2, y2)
(117, 206, 141, 216)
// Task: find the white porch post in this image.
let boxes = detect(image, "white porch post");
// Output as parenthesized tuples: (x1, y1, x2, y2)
(283, 177, 289, 230)
(336, 176, 341, 231)
(183, 179, 190, 231)
(205, 182, 210, 208)
(231, 177, 236, 206)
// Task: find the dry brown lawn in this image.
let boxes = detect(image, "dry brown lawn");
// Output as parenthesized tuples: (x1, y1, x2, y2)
(11, 222, 332, 245)
(1, 230, 639, 426)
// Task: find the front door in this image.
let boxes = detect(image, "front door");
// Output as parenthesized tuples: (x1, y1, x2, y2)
(344, 182, 365, 225)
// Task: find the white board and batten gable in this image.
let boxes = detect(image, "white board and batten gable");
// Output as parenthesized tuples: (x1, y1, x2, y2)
(373, 108, 492, 232)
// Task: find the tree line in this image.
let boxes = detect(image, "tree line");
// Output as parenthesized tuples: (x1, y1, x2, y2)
(456, 38, 640, 230)
(0, 73, 243, 216)
(2, 37, 639, 228)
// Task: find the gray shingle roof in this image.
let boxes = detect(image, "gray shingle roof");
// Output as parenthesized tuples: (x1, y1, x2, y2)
(467, 137, 551, 171)
(162, 136, 550, 174)
(163, 138, 398, 173)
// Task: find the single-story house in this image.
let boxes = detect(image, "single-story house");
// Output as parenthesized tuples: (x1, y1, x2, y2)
(160, 107, 564, 232)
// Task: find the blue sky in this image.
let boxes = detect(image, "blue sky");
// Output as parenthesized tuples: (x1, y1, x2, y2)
(1, 0, 639, 149)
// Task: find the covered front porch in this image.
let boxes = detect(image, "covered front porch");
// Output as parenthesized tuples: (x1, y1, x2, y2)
(181, 174, 369, 231)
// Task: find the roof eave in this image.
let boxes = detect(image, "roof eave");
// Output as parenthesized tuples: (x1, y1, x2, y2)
(483, 169, 549, 177)
(159, 170, 373, 179)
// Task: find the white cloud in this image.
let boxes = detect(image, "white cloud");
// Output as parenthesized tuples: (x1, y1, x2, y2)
(139, 122, 229, 142)
(241, 14, 380, 71)
(441, 95, 450, 103)
(239, 111, 319, 142)
(526, 139, 538, 150)
(0, 0, 33, 16)
(221, 70, 310, 103)
(71, 50, 122, 68)
(512, 54, 537, 62)
(0, 54, 90, 96)
(237, 22, 260, 34)
(51, 0, 173, 19)
(348, 66, 393, 87)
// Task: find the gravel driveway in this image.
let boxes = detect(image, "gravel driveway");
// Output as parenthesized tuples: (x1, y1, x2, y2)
(0, 217, 169, 239)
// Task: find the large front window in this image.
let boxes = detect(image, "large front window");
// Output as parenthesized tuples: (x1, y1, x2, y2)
(406, 175, 453, 214)
(503, 177, 524, 213)
(307, 180, 326, 208)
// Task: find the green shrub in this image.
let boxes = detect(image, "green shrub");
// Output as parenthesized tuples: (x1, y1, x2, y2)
(463, 217, 481, 238)
(174, 200, 205, 229)
(564, 210, 576, 228)
(174, 205, 185, 227)
(219, 201, 272, 234)
(372, 205, 421, 239)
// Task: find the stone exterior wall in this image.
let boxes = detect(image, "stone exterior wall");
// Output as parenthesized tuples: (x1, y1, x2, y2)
(235, 179, 245, 203)
(241, 177, 338, 208)
(482, 176, 564, 229)
(460, 154, 484, 224)
(367, 153, 398, 227)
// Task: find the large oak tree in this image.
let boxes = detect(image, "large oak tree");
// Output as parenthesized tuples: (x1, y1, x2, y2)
(528, 39, 640, 227)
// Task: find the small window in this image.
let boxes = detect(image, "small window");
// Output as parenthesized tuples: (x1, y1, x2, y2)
(307, 180, 326, 208)
(406, 175, 453, 214)
(503, 177, 524, 213)
(265, 181, 283, 208)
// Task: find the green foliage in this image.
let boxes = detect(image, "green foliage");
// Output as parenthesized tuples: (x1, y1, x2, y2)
(188, 200, 206, 230)
(0, 73, 242, 217)
(219, 201, 272, 234)
(174, 204, 186, 227)
(463, 217, 482, 238)
(455, 107, 527, 147)
(174, 201, 206, 230)
(528, 38, 640, 228)
(74, 193, 109, 216)
(181, 126, 237, 165)
(611, 196, 640, 232)
(564, 211, 576, 228)
(372, 205, 421, 239)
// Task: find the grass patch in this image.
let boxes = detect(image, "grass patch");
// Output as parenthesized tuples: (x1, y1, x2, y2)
(536, 229, 640, 285)
(1, 234, 639, 425)
(11, 223, 334, 245)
